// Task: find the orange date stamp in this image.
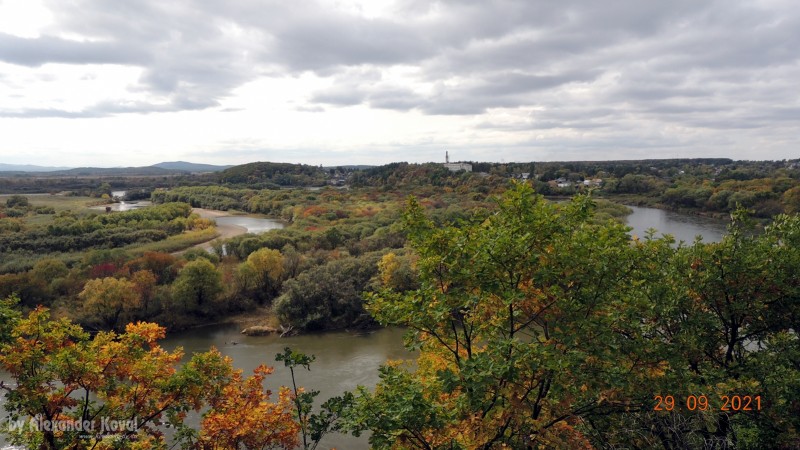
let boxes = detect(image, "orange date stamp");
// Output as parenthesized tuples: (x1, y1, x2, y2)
(654, 395, 762, 412)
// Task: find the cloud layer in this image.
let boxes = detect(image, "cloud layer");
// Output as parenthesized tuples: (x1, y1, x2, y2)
(1, 0, 799, 163)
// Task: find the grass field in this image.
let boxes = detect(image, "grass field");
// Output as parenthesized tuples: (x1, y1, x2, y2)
(1, 194, 108, 226)
(0, 194, 107, 211)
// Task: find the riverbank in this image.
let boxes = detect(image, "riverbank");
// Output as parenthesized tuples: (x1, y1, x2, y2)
(180, 208, 249, 253)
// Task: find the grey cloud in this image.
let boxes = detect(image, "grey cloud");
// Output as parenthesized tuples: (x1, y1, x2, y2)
(0, 33, 149, 66)
(0, 108, 103, 119)
(269, 17, 432, 72)
(310, 89, 365, 106)
(367, 87, 423, 111)
(1, 0, 798, 164)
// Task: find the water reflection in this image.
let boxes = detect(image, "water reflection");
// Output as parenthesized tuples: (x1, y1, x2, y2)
(214, 216, 284, 234)
(161, 325, 411, 448)
(625, 205, 728, 244)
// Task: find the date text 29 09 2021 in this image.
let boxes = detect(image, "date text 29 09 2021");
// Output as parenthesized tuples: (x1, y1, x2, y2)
(654, 395, 762, 412)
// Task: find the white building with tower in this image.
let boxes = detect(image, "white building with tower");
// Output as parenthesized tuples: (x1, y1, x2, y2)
(443, 151, 472, 172)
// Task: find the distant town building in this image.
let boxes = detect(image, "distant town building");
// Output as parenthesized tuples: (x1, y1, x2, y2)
(583, 178, 602, 187)
(443, 151, 472, 172)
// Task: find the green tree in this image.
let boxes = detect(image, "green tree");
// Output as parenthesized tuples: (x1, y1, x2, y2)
(275, 347, 355, 450)
(624, 211, 800, 448)
(274, 254, 380, 331)
(783, 185, 800, 214)
(172, 258, 222, 315)
(79, 277, 140, 330)
(244, 247, 285, 301)
(5, 194, 29, 208)
(353, 183, 657, 448)
(0, 294, 20, 345)
(31, 258, 69, 282)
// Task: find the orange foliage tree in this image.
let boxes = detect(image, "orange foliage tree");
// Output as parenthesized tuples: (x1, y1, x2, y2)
(0, 307, 302, 450)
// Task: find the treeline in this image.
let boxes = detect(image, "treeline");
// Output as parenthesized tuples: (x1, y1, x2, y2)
(217, 161, 328, 187)
(529, 158, 800, 217)
(1, 202, 195, 254)
(0, 161, 329, 195)
(151, 186, 254, 211)
(0, 175, 189, 195)
(341, 159, 800, 218)
(0, 202, 211, 273)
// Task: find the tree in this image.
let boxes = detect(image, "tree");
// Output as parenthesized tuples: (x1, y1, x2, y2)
(244, 247, 285, 301)
(197, 365, 299, 449)
(5, 194, 29, 208)
(783, 185, 800, 214)
(0, 308, 305, 450)
(377, 251, 418, 292)
(30, 258, 69, 282)
(0, 294, 20, 345)
(79, 277, 140, 330)
(353, 183, 658, 448)
(350, 182, 800, 449)
(275, 347, 355, 450)
(274, 254, 380, 331)
(131, 269, 158, 314)
(172, 258, 222, 315)
(610, 211, 800, 448)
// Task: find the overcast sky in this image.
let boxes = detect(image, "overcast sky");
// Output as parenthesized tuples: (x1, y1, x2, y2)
(0, 0, 798, 167)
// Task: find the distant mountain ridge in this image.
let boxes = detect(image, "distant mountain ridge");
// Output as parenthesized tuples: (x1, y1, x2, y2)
(152, 161, 231, 172)
(0, 161, 231, 175)
(0, 163, 72, 172)
(51, 166, 179, 176)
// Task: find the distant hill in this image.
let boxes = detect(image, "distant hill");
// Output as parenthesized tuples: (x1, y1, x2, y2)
(48, 166, 179, 176)
(219, 161, 327, 186)
(0, 161, 229, 175)
(0, 163, 71, 172)
(153, 161, 231, 172)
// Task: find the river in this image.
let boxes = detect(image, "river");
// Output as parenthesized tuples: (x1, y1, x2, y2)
(0, 205, 728, 449)
(625, 205, 728, 244)
(213, 216, 285, 234)
(160, 326, 412, 449)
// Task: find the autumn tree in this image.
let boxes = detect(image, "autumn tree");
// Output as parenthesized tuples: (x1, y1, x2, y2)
(196, 364, 299, 449)
(351, 184, 800, 449)
(1, 309, 214, 448)
(353, 183, 659, 448)
(377, 251, 418, 292)
(172, 258, 222, 315)
(240, 247, 285, 302)
(783, 185, 800, 214)
(0, 308, 306, 450)
(131, 269, 158, 314)
(79, 276, 140, 330)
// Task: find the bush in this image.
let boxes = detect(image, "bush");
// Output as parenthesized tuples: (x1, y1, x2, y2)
(274, 253, 381, 330)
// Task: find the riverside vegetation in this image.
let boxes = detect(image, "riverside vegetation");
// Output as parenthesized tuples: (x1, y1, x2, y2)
(0, 160, 798, 449)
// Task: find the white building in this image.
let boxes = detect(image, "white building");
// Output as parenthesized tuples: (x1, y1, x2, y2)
(443, 151, 472, 172)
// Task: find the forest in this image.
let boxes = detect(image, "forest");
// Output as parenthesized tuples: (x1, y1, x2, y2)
(0, 159, 798, 449)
